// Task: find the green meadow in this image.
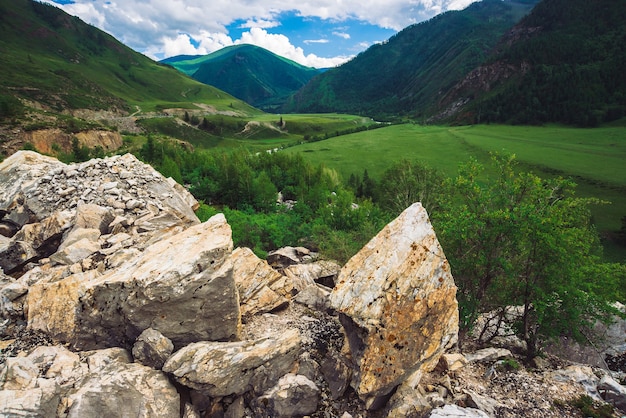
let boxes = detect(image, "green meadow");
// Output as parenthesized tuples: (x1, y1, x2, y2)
(287, 123, 626, 261)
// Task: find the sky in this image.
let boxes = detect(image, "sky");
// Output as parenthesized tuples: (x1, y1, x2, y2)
(43, 0, 480, 68)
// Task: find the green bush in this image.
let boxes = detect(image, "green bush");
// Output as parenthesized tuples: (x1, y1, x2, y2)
(571, 395, 614, 418)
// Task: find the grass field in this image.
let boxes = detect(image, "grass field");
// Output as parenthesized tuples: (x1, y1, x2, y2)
(287, 123, 626, 261)
(133, 113, 376, 151)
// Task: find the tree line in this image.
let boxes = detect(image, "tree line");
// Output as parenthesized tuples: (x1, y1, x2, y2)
(136, 137, 625, 360)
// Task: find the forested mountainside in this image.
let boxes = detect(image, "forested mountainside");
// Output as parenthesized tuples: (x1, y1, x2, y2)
(0, 0, 249, 119)
(437, 0, 626, 126)
(163, 45, 321, 112)
(283, 0, 538, 120)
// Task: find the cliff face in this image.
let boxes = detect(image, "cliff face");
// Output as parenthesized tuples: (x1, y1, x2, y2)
(0, 151, 624, 418)
(1, 128, 123, 157)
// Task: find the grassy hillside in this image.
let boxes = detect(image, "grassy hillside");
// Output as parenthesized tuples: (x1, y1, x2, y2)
(131, 112, 376, 152)
(439, 0, 626, 126)
(163, 45, 320, 112)
(287, 123, 626, 260)
(283, 0, 537, 120)
(0, 0, 257, 120)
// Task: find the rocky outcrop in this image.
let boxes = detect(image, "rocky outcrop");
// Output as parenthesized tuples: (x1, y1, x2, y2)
(330, 202, 459, 407)
(27, 213, 240, 350)
(6, 128, 123, 157)
(0, 151, 199, 275)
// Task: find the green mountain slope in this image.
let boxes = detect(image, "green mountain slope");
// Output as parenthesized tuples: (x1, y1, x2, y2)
(283, 0, 537, 120)
(437, 0, 626, 126)
(164, 45, 321, 112)
(0, 0, 255, 118)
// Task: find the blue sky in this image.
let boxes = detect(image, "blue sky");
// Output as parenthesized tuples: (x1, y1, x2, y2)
(43, 0, 480, 68)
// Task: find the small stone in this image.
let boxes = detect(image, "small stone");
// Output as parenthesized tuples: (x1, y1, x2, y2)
(101, 181, 118, 190)
(132, 328, 174, 370)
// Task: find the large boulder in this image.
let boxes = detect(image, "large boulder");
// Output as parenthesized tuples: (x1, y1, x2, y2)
(27, 214, 240, 350)
(163, 328, 302, 397)
(329, 202, 459, 407)
(230, 247, 290, 319)
(0, 210, 74, 274)
(0, 151, 61, 227)
(64, 348, 180, 418)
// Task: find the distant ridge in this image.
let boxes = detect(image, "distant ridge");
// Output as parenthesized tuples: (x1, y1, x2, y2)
(436, 0, 626, 126)
(163, 45, 321, 112)
(0, 0, 253, 120)
(283, 0, 538, 120)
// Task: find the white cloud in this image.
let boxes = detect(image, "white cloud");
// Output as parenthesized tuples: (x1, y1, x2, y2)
(332, 31, 351, 40)
(43, 0, 480, 67)
(304, 39, 330, 44)
(236, 28, 350, 68)
(239, 18, 280, 29)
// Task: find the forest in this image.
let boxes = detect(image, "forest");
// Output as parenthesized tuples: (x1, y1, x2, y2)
(57, 134, 623, 360)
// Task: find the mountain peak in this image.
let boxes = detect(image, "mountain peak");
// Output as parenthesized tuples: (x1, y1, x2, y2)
(163, 45, 321, 112)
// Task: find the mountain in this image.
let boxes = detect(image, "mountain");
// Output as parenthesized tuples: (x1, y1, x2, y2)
(163, 45, 321, 112)
(436, 0, 626, 126)
(0, 0, 254, 123)
(282, 0, 538, 120)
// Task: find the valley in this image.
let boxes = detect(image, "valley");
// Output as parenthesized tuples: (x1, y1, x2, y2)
(1, 0, 626, 416)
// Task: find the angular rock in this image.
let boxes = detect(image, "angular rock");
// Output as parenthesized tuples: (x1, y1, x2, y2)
(295, 284, 332, 311)
(386, 370, 431, 417)
(132, 328, 174, 369)
(329, 203, 459, 405)
(0, 385, 60, 418)
(267, 246, 312, 268)
(0, 151, 199, 229)
(58, 227, 101, 251)
(283, 259, 341, 289)
(437, 353, 468, 372)
(321, 350, 352, 400)
(27, 214, 240, 350)
(65, 350, 180, 418)
(0, 211, 74, 273)
(73, 204, 115, 234)
(281, 264, 318, 293)
(548, 365, 601, 401)
(464, 389, 501, 416)
(253, 373, 320, 417)
(225, 396, 246, 418)
(27, 345, 86, 386)
(429, 404, 490, 418)
(163, 328, 301, 397)
(0, 151, 62, 223)
(0, 240, 38, 274)
(50, 237, 101, 266)
(464, 348, 512, 364)
(0, 357, 39, 390)
(598, 374, 626, 413)
(231, 247, 289, 319)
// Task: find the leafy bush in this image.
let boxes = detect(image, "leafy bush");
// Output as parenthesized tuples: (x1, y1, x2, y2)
(571, 395, 614, 418)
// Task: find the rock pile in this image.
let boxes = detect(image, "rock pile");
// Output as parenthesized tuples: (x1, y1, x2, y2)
(0, 151, 462, 417)
(1, 151, 624, 418)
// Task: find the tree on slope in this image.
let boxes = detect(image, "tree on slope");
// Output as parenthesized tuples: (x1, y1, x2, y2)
(434, 154, 619, 358)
